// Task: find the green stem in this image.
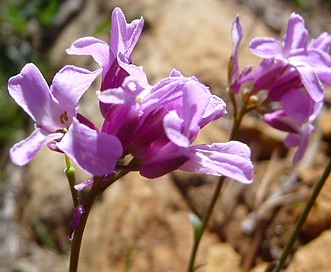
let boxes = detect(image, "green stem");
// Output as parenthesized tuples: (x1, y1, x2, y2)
(187, 177, 225, 272)
(68, 159, 136, 272)
(64, 156, 80, 207)
(268, 157, 331, 272)
(69, 176, 102, 272)
(230, 105, 246, 139)
(187, 89, 252, 271)
(228, 90, 238, 121)
(100, 157, 140, 192)
(229, 89, 254, 140)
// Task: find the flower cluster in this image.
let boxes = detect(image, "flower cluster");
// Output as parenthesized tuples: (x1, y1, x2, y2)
(8, 7, 254, 184)
(7, 7, 331, 272)
(229, 13, 331, 162)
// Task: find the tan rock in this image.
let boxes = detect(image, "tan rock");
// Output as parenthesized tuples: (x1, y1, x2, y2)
(133, 0, 272, 89)
(205, 242, 241, 272)
(318, 108, 331, 138)
(285, 230, 331, 272)
(301, 169, 331, 239)
(79, 173, 218, 272)
(250, 262, 269, 272)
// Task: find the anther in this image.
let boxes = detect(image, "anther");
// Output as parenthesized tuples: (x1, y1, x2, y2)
(60, 111, 68, 124)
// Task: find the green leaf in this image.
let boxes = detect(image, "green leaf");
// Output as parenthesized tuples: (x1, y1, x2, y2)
(188, 212, 202, 242)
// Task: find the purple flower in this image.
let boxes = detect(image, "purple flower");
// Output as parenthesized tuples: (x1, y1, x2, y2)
(8, 63, 100, 165)
(100, 70, 254, 183)
(250, 13, 331, 102)
(66, 7, 147, 116)
(229, 12, 329, 163)
(263, 88, 323, 163)
(8, 63, 123, 176)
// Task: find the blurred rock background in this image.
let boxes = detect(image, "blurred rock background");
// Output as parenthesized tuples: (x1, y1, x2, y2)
(1, 0, 331, 271)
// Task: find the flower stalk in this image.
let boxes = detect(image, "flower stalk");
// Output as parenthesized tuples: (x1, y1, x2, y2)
(187, 177, 225, 272)
(68, 159, 139, 272)
(69, 176, 102, 272)
(187, 89, 253, 271)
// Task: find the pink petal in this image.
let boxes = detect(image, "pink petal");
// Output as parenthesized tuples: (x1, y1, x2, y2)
(308, 32, 331, 51)
(74, 179, 94, 191)
(10, 129, 62, 166)
(97, 75, 142, 105)
(229, 15, 243, 83)
(57, 118, 123, 176)
(284, 124, 311, 163)
(51, 66, 101, 109)
(249, 38, 282, 58)
(295, 65, 325, 102)
(263, 110, 299, 133)
(199, 95, 226, 128)
(110, 7, 144, 57)
(180, 141, 253, 184)
(66, 37, 111, 72)
(163, 110, 190, 147)
(281, 89, 312, 124)
(231, 15, 243, 51)
(139, 144, 188, 179)
(8, 63, 52, 123)
(283, 13, 308, 55)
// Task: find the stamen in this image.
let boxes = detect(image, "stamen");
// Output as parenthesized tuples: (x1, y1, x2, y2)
(60, 111, 68, 124)
(55, 127, 67, 133)
(136, 96, 142, 103)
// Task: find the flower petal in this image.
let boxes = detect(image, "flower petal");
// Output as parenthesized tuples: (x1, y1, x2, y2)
(283, 13, 308, 55)
(97, 75, 142, 105)
(281, 89, 313, 124)
(57, 118, 123, 176)
(180, 141, 253, 184)
(74, 179, 94, 191)
(231, 15, 243, 54)
(249, 37, 282, 58)
(295, 65, 325, 102)
(308, 32, 331, 52)
(199, 95, 226, 128)
(284, 124, 312, 163)
(51, 65, 101, 108)
(139, 144, 188, 179)
(110, 7, 144, 57)
(229, 15, 243, 87)
(163, 110, 190, 147)
(8, 63, 52, 123)
(263, 110, 299, 133)
(10, 128, 62, 166)
(181, 79, 211, 136)
(66, 37, 111, 71)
